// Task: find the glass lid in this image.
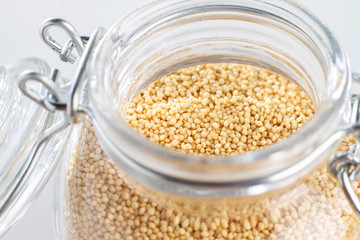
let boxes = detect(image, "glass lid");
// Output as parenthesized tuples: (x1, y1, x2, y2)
(0, 58, 71, 237)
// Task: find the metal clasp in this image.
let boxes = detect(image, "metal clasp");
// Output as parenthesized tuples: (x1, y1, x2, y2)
(19, 18, 106, 122)
(18, 69, 65, 112)
(328, 93, 360, 218)
(40, 18, 89, 63)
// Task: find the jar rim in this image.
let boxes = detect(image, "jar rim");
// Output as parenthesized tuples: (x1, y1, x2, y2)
(89, 0, 351, 196)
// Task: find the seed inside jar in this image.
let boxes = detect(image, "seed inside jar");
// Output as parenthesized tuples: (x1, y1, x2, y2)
(126, 63, 314, 155)
(65, 64, 360, 240)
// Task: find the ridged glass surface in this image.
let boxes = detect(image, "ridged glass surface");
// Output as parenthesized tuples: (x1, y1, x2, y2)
(0, 58, 72, 237)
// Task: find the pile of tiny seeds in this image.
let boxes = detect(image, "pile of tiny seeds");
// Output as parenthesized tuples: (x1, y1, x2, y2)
(65, 124, 360, 240)
(64, 63, 360, 240)
(126, 64, 314, 155)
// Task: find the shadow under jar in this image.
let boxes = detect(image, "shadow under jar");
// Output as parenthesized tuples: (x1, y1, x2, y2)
(55, 0, 360, 239)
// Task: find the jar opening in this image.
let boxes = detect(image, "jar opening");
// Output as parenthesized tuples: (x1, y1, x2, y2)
(89, 0, 350, 197)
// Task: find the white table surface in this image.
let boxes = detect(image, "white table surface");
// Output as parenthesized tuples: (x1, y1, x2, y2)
(1, 0, 360, 239)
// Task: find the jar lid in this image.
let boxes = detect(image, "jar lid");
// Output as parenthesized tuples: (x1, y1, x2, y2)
(0, 58, 71, 237)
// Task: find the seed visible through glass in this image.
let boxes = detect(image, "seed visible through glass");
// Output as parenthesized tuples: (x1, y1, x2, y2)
(65, 64, 360, 240)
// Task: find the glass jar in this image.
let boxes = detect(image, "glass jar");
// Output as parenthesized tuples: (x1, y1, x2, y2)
(52, 0, 360, 239)
(2, 0, 360, 239)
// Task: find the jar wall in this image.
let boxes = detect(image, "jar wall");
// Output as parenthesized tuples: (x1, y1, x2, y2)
(55, 120, 360, 240)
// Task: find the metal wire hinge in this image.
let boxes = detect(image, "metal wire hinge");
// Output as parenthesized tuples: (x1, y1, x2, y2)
(40, 18, 89, 64)
(328, 94, 360, 218)
(19, 18, 106, 122)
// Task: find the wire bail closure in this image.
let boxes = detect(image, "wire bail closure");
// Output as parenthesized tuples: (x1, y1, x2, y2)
(40, 18, 88, 63)
(19, 18, 106, 122)
(18, 68, 65, 112)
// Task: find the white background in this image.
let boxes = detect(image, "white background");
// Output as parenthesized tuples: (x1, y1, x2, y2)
(1, 0, 360, 239)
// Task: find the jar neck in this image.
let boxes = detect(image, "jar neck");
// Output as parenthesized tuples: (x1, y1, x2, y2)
(89, 0, 351, 197)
